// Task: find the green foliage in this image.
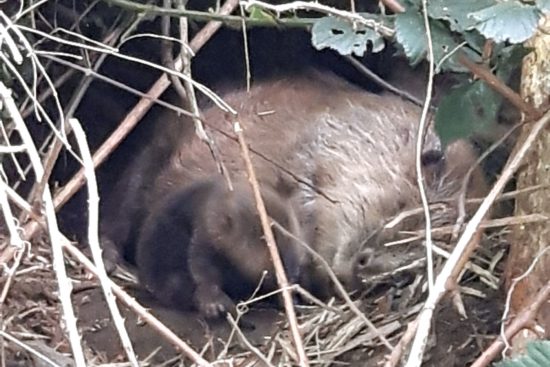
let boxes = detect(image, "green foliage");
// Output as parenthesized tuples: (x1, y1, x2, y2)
(311, 15, 386, 57)
(538, 0, 550, 13)
(495, 341, 550, 367)
(434, 43, 528, 145)
(469, 2, 540, 43)
(396, 0, 542, 67)
(247, 5, 278, 26)
(243, 0, 541, 145)
(435, 80, 502, 145)
(390, 1, 538, 144)
(394, 11, 480, 72)
(427, 0, 495, 32)
(495, 44, 532, 82)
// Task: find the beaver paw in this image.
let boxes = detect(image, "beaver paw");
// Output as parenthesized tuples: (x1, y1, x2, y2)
(194, 286, 235, 319)
(100, 238, 121, 274)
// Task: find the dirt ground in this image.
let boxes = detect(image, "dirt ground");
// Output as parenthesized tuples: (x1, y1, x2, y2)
(2, 230, 508, 366)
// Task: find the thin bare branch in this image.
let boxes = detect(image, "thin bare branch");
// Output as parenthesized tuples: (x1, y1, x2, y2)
(234, 121, 310, 367)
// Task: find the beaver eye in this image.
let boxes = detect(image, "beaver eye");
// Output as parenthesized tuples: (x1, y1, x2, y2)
(357, 255, 369, 267)
(356, 248, 374, 270)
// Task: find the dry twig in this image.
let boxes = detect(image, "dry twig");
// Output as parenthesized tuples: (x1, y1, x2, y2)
(15, 0, 240, 256)
(70, 118, 139, 367)
(234, 121, 309, 367)
(402, 108, 550, 367)
(471, 280, 550, 367)
(0, 81, 86, 366)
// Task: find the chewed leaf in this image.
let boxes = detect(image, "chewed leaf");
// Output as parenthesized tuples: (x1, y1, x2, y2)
(311, 16, 385, 57)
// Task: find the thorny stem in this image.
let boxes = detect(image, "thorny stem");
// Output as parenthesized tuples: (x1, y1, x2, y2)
(241, 0, 394, 37)
(103, 0, 328, 29)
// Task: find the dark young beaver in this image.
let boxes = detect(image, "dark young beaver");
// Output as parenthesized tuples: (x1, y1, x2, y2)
(135, 178, 304, 318)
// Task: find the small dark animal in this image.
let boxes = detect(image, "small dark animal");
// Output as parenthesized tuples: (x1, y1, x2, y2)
(135, 178, 304, 318)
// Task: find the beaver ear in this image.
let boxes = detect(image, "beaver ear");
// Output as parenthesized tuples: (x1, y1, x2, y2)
(421, 149, 445, 167)
(421, 149, 446, 184)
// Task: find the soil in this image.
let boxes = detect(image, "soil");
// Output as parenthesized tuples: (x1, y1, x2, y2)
(1, 233, 509, 367)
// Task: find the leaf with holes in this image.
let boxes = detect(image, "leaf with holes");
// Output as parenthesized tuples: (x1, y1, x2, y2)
(311, 16, 385, 57)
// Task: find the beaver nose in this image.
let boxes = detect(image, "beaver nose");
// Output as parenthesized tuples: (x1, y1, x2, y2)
(332, 268, 362, 294)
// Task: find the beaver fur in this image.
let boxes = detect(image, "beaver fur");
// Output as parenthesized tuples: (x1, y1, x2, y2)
(101, 70, 486, 300)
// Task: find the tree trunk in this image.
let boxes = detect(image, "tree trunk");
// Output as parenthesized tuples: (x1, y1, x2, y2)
(506, 15, 550, 352)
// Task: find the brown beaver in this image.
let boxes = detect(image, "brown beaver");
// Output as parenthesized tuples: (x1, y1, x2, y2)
(101, 70, 486, 299)
(350, 139, 488, 290)
(135, 177, 304, 318)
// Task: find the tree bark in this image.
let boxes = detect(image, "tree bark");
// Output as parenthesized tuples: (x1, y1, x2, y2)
(506, 15, 550, 352)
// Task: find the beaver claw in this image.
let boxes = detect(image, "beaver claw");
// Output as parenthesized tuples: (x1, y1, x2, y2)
(194, 286, 235, 319)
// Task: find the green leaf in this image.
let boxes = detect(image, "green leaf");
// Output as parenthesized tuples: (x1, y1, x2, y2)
(495, 341, 550, 367)
(395, 12, 480, 72)
(434, 80, 501, 145)
(395, 11, 426, 65)
(470, 2, 541, 43)
(428, 0, 496, 32)
(536, 0, 550, 13)
(494, 44, 531, 82)
(311, 16, 385, 57)
(462, 30, 486, 54)
(246, 5, 278, 25)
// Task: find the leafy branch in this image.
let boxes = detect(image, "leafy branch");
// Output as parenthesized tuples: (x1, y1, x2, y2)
(102, 0, 312, 28)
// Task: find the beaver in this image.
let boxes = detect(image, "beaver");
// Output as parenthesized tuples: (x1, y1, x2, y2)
(101, 70, 486, 299)
(350, 139, 489, 290)
(135, 177, 304, 318)
(98, 104, 194, 270)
